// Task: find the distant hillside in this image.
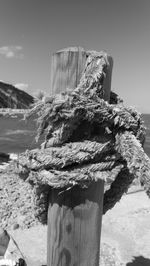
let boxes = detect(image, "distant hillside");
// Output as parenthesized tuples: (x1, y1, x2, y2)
(0, 81, 34, 109)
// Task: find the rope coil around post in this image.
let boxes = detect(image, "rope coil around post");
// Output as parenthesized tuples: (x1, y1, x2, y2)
(17, 51, 150, 224)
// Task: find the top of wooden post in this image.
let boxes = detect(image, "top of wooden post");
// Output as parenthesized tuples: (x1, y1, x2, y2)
(55, 46, 85, 54)
(50, 47, 87, 95)
(50, 46, 113, 102)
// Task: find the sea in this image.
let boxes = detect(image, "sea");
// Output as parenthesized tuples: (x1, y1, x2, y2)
(0, 113, 150, 157)
(0, 114, 43, 155)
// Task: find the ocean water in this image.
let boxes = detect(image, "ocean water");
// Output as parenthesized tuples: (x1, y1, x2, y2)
(0, 114, 42, 154)
(0, 113, 150, 157)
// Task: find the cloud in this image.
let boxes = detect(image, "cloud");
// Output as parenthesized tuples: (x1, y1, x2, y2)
(0, 46, 24, 59)
(15, 83, 29, 91)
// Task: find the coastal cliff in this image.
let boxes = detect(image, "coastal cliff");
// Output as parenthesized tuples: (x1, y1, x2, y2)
(0, 81, 34, 109)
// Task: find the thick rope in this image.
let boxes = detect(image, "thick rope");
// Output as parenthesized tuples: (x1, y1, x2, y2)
(17, 51, 149, 224)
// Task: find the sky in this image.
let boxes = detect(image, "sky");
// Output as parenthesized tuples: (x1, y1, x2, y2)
(0, 0, 150, 113)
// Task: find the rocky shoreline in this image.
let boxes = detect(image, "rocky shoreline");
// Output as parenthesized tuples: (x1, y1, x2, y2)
(0, 163, 40, 230)
(0, 108, 29, 119)
(0, 153, 41, 229)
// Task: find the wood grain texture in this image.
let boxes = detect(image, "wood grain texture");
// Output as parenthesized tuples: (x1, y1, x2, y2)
(47, 47, 107, 265)
(50, 47, 86, 95)
(47, 180, 104, 266)
(103, 55, 113, 102)
(50, 47, 113, 103)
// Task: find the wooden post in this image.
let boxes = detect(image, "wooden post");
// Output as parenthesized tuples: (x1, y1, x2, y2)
(102, 55, 113, 102)
(47, 47, 113, 265)
(50, 47, 86, 95)
(47, 181, 104, 266)
(50, 47, 113, 102)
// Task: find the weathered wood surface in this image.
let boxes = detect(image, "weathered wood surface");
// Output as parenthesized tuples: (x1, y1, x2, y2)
(50, 47, 113, 102)
(47, 47, 113, 266)
(47, 181, 104, 266)
(102, 55, 113, 102)
(50, 47, 87, 95)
